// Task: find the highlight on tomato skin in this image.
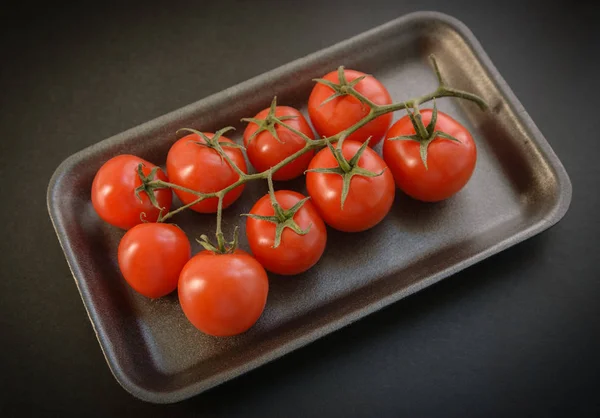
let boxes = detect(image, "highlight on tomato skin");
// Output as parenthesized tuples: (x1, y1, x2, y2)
(118, 223, 191, 299)
(178, 250, 269, 337)
(383, 109, 477, 202)
(166, 132, 247, 213)
(91, 154, 173, 230)
(243, 106, 315, 181)
(246, 190, 327, 276)
(308, 68, 392, 146)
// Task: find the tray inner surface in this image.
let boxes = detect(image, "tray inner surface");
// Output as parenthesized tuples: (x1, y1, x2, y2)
(50, 17, 562, 397)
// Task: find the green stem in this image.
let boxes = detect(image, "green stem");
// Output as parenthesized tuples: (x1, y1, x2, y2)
(159, 196, 203, 222)
(344, 85, 378, 109)
(331, 107, 377, 141)
(270, 143, 316, 174)
(215, 193, 226, 252)
(436, 87, 488, 111)
(266, 170, 286, 221)
(243, 172, 268, 181)
(275, 119, 314, 144)
(153, 180, 206, 196)
(213, 140, 247, 178)
(377, 85, 487, 114)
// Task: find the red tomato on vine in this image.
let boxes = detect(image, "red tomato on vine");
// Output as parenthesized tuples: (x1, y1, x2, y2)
(118, 223, 191, 298)
(178, 250, 269, 337)
(383, 108, 476, 202)
(243, 101, 315, 181)
(166, 130, 247, 213)
(91, 155, 172, 230)
(308, 68, 392, 146)
(246, 190, 327, 275)
(306, 140, 395, 232)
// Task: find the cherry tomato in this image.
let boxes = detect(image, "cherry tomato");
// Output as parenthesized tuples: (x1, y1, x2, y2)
(243, 106, 315, 181)
(166, 133, 247, 213)
(308, 69, 392, 146)
(306, 140, 395, 232)
(91, 154, 172, 230)
(118, 223, 191, 298)
(246, 191, 327, 275)
(178, 250, 269, 337)
(383, 109, 476, 202)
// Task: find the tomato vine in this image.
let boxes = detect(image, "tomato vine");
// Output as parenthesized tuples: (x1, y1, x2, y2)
(135, 54, 488, 253)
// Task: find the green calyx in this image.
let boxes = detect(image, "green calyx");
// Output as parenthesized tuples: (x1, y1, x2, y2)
(313, 66, 374, 108)
(134, 163, 169, 214)
(178, 126, 245, 157)
(178, 126, 247, 178)
(306, 137, 384, 209)
(197, 194, 238, 254)
(387, 99, 460, 170)
(241, 96, 297, 144)
(196, 226, 239, 254)
(242, 171, 311, 248)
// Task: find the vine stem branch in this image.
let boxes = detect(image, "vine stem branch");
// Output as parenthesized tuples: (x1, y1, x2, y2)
(215, 193, 226, 252)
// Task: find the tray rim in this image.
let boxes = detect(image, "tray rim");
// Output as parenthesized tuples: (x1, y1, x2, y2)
(46, 11, 572, 403)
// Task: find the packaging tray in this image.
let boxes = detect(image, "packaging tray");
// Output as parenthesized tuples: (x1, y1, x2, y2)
(47, 11, 572, 403)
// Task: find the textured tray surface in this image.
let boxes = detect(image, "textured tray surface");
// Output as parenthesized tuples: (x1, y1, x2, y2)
(47, 12, 571, 403)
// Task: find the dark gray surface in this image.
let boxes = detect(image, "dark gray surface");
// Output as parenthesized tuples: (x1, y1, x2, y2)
(1, 0, 598, 417)
(47, 12, 572, 403)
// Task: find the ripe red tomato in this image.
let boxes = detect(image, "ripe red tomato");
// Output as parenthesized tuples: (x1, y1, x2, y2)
(383, 109, 477, 202)
(306, 140, 395, 232)
(166, 133, 247, 213)
(308, 69, 392, 146)
(91, 154, 172, 230)
(178, 250, 269, 337)
(118, 223, 191, 298)
(243, 106, 315, 181)
(246, 191, 327, 275)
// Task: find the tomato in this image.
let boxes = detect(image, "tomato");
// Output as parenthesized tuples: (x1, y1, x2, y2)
(118, 223, 191, 298)
(246, 191, 327, 275)
(306, 140, 395, 232)
(243, 106, 315, 181)
(91, 154, 172, 230)
(166, 133, 247, 213)
(178, 250, 269, 337)
(308, 68, 392, 146)
(383, 109, 476, 202)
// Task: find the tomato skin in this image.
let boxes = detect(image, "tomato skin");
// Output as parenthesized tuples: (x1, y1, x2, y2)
(178, 250, 269, 337)
(383, 109, 477, 202)
(91, 154, 172, 230)
(166, 133, 247, 213)
(243, 106, 315, 181)
(308, 69, 392, 146)
(118, 223, 191, 298)
(246, 191, 327, 275)
(306, 140, 395, 232)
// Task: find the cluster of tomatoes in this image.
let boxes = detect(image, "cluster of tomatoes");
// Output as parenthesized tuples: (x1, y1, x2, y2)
(91, 66, 478, 337)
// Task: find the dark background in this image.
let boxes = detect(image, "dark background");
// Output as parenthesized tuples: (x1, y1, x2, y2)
(1, 1, 598, 417)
